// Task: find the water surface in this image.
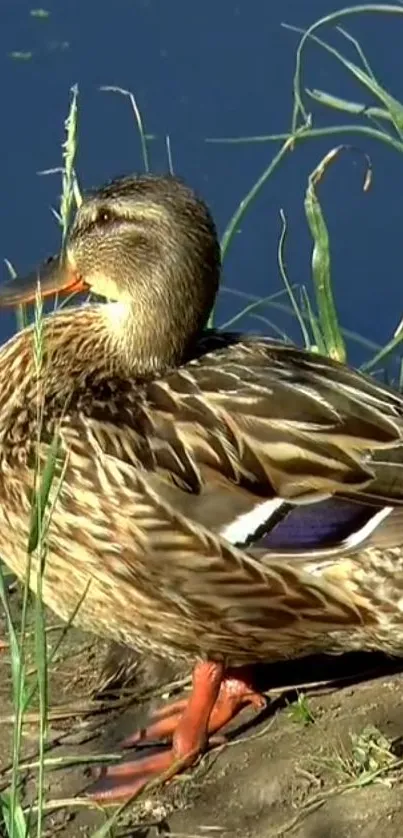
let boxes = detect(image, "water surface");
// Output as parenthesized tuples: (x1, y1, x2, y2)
(1, 0, 402, 366)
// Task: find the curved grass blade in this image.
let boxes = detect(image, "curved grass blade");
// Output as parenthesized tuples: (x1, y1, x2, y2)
(304, 145, 372, 362)
(100, 85, 150, 173)
(219, 287, 295, 330)
(336, 24, 376, 80)
(288, 4, 403, 135)
(361, 330, 403, 372)
(286, 20, 403, 141)
(307, 89, 393, 125)
(208, 125, 310, 328)
(249, 313, 291, 342)
(277, 208, 311, 348)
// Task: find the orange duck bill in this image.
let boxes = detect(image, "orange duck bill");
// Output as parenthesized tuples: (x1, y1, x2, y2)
(0, 254, 87, 307)
(88, 661, 266, 803)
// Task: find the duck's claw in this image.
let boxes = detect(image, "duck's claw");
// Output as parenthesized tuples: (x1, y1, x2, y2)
(123, 668, 266, 749)
(87, 662, 266, 803)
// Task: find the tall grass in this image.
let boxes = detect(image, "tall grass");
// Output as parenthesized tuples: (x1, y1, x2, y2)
(0, 88, 80, 838)
(1, 4, 403, 836)
(208, 2, 403, 372)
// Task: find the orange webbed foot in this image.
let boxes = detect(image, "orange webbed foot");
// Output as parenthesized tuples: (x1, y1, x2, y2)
(88, 662, 265, 803)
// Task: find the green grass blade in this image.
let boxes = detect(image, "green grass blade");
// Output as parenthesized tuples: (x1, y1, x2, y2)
(307, 89, 393, 125)
(336, 24, 376, 80)
(249, 313, 291, 342)
(288, 4, 403, 134)
(221, 125, 309, 263)
(301, 287, 326, 354)
(220, 286, 382, 355)
(165, 134, 174, 174)
(277, 208, 311, 348)
(0, 792, 30, 838)
(34, 591, 47, 838)
(361, 330, 403, 372)
(100, 86, 150, 172)
(304, 145, 373, 362)
(206, 124, 403, 154)
(0, 569, 28, 709)
(4, 261, 28, 332)
(31, 287, 51, 837)
(208, 126, 310, 329)
(60, 84, 79, 248)
(219, 288, 296, 330)
(27, 432, 62, 555)
(287, 20, 403, 139)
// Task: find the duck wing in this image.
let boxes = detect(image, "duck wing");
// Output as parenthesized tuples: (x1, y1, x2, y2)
(64, 334, 403, 558)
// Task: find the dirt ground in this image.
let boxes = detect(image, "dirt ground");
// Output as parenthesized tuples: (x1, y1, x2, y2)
(1, 585, 403, 838)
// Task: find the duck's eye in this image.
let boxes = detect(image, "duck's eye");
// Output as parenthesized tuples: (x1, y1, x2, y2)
(98, 210, 111, 224)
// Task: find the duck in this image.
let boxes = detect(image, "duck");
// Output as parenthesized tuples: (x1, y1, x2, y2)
(1, 172, 403, 802)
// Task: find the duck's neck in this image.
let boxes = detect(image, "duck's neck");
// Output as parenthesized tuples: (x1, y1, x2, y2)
(101, 298, 195, 377)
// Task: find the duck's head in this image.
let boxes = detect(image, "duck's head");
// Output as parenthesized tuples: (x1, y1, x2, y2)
(0, 174, 221, 373)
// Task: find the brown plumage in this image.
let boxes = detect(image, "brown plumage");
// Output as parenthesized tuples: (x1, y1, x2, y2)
(1, 173, 403, 800)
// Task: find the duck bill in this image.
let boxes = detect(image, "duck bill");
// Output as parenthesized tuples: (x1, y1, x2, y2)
(0, 254, 87, 307)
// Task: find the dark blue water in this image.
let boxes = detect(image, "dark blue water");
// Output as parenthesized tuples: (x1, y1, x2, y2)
(1, 0, 403, 368)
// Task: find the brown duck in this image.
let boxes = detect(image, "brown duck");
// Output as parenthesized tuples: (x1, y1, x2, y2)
(1, 173, 403, 801)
